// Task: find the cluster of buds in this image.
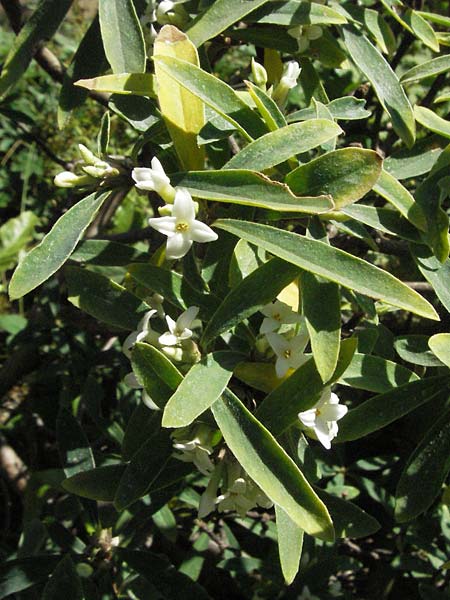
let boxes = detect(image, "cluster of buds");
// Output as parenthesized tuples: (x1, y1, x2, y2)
(140, 0, 190, 49)
(54, 144, 120, 189)
(251, 57, 302, 107)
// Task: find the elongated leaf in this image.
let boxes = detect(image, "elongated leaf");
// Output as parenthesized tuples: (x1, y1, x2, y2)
(0, 0, 73, 98)
(153, 56, 267, 140)
(0, 556, 61, 599)
(154, 26, 204, 170)
(75, 73, 155, 96)
(373, 169, 427, 231)
(401, 55, 450, 84)
(71, 239, 147, 266)
(99, 0, 145, 73)
(337, 376, 450, 442)
(187, 0, 271, 47)
(212, 390, 334, 541)
(42, 555, 83, 600)
(172, 169, 333, 214)
(162, 352, 242, 428)
(341, 205, 420, 243)
(66, 267, 149, 330)
(9, 192, 108, 300)
(122, 403, 161, 461)
(286, 148, 382, 209)
(251, 2, 347, 26)
(246, 81, 286, 131)
(404, 9, 439, 52)
(213, 220, 439, 320)
(201, 257, 300, 346)
(56, 408, 95, 478)
(396, 408, 450, 521)
(275, 505, 303, 585)
(384, 137, 444, 180)
(288, 97, 371, 123)
(414, 105, 450, 139)
(412, 245, 450, 313)
(62, 465, 125, 501)
(429, 333, 450, 368)
(342, 25, 415, 147)
(315, 489, 380, 538)
(224, 120, 342, 172)
(395, 335, 444, 367)
(339, 353, 419, 392)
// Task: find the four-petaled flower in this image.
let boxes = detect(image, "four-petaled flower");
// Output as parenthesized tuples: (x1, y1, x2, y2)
(260, 299, 303, 334)
(132, 157, 175, 202)
(122, 310, 159, 358)
(159, 305, 199, 346)
(298, 387, 348, 450)
(266, 331, 309, 378)
(148, 188, 218, 260)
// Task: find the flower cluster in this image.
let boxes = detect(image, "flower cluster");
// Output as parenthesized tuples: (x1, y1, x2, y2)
(132, 158, 218, 260)
(54, 144, 119, 188)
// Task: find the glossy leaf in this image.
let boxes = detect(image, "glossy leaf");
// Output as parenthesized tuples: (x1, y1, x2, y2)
(286, 148, 382, 209)
(341, 204, 420, 243)
(315, 489, 380, 538)
(0, 556, 61, 599)
(75, 73, 155, 96)
(9, 192, 108, 300)
(275, 506, 303, 585)
(42, 555, 83, 600)
(62, 465, 125, 501)
(162, 352, 242, 428)
(288, 97, 371, 123)
(404, 9, 439, 52)
(173, 169, 333, 214)
(384, 137, 444, 180)
(246, 81, 286, 131)
(224, 120, 342, 172)
(213, 220, 439, 320)
(122, 403, 161, 461)
(337, 376, 450, 442)
(428, 334, 450, 368)
(71, 239, 147, 266)
(56, 408, 95, 478)
(212, 389, 334, 541)
(98, 0, 146, 73)
(401, 55, 450, 84)
(395, 335, 444, 367)
(342, 25, 415, 147)
(411, 244, 450, 313)
(414, 105, 450, 139)
(250, 2, 347, 26)
(339, 353, 419, 392)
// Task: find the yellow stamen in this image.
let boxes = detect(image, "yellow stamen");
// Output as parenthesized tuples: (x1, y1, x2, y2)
(284, 349, 291, 358)
(176, 222, 189, 232)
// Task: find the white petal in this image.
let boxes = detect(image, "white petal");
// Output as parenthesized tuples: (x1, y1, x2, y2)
(260, 303, 275, 318)
(165, 233, 192, 259)
(142, 391, 160, 411)
(290, 352, 308, 371)
(158, 332, 179, 346)
(298, 408, 316, 429)
(172, 188, 195, 222)
(124, 372, 141, 388)
(190, 220, 218, 243)
(148, 216, 176, 237)
(165, 315, 177, 335)
(329, 392, 340, 405)
(137, 309, 157, 332)
(260, 318, 278, 334)
(150, 157, 168, 179)
(122, 331, 138, 357)
(266, 332, 288, 357)
(322, 403, 348, 422)
(314, 420, 332, 449)
(177, 306, 199, 331)
(275, 357, 290, 378)
(178, 328, 193, 340)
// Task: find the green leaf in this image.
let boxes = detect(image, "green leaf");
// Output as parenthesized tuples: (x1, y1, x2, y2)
(401, 55, 450, 84)
(162, 352, 242, 428)
(114, 425, 172, 510)
(9, 192, 108, 300)
(411, 245, 450, 313)
(75, 73, 155, 96)
(65, 267, 149, 330)
(71, 239, 147, 266)
(245, 81, 287, 131)
(122, 403, 161, 461)
(0, 211, 39, 272)
(341, 204, 420, 243)
(286, 148, 382, 209)
(250, 2, 347, 26)
(337, 376, 450, 442)
(212, 390, 334, 541)
(275, 505, 303, 585)
(153, 56, 267, 140)
(414, 105, 450, 139)
(384, 137, 444, 180)
(395, 335, 444, 367)
(315, 489, 380, 538)
(172, 169, 333, 214)
(56, 408, 95, 478)
(186, 0, 271, 47)
(396, 408, 450, 521)
(404, 9, 439, 52)
(428, 333, 450, 368)
(0, 556, 61, 599)
(0, 0, 73, 98)
(373, 169, 427, 231)
(42, 555, 83, 600)
(62, 465, 125, 501)
(288, 97, 371, 123)
(98, 0, 146, 73)
(339, 353, 419, 392)
(201, 257, 300, 346)
(224, 120, 342, 172)
(342, 25, 415, 147)
(213, 220, 439, 321)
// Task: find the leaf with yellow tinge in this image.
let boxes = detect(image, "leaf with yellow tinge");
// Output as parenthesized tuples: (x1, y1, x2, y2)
(154, 26, 204, 170)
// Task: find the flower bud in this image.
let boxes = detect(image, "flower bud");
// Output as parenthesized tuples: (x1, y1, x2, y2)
(54, 171, 94, 188)
(251, 58, 268, 88)
(78, 144, 97, 165)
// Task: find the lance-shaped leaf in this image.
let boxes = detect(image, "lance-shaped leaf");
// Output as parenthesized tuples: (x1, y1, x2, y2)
(275, 506, 303, 585)
(186, 0, 271, 47)
(75, 73, 156, 96)
(154, 26, 205, 170)
(224, 120, 342, 172)
(246, 81, 287, 131)
(341, 205, 420, 243)
(401, 54, 450, 84)
(395, 335, 444, 367)
(153, 56, 267, 140)
(429, 333, 450, 368)
(414, 105, 450, 139)
(162, 352, 242, 428)
(0, 556, 62, 599)
(337, 376, 450, 442)
(288, 97, 371, 123)
(99, 0, 145, 73)
(342, 25, 415, 147)
(212, 389, 334, 541)
(315, 489, 380, 538)
(201, 258, 300, 346)
(250, 2, 347, 26)
(42, 555, 83, 600)
(286, 148, 382, 209)
(412, 247, 450, 313)
(404, 8, 439, 52)
(395, 408, 450, 522)
(213, 220, 439, 321)
(122, 404, 161, 461)
(172, 170, 333, 214)
(56, 408, 95, 478)
(65, 267, 149, 330)
(0, 0, 73, 98)
(9, 192, 109, 300)
(62, 465, 125, 501)
(339, 353, 419, 393)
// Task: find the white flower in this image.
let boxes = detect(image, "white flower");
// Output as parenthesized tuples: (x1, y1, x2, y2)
(172, 425, 215, 476)
(280, 60, 301, 90)
(123, 372, 160, 411)
(132, 157, 175, 203)
(156, 0, 189, 26)
(266, 331, 309, 378)
(260, 300, 303, 334)
(122, 310, 159, 358)
(148, 188, 218, 260)
(159, 306, 199, 346)
(298, 388, 348, 450)
(216, 462, 272, 517)
(298, 586, 320, 600)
